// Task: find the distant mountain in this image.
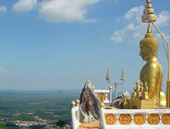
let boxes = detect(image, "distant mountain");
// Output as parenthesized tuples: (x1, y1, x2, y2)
(0, 89, 81, 96)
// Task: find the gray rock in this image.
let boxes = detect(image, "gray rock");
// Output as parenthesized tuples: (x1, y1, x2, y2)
(116, 91, 131, 99)
(79, 78, 100, 123)
(110, 91, 131, 109)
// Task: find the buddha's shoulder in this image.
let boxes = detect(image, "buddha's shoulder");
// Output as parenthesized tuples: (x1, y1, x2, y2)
(145, 62, 163, 72)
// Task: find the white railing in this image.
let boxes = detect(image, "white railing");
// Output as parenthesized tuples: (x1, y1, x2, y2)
(100, 108, 170, 129)
(71, 104, 80, 129)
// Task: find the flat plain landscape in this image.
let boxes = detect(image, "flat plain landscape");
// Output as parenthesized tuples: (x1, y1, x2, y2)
(0, 90, 80, 128)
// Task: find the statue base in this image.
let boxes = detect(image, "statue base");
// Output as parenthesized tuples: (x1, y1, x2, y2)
(126, 99, 154, 109)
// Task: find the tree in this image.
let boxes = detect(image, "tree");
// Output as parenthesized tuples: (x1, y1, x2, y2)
(56, 120, 65, 127)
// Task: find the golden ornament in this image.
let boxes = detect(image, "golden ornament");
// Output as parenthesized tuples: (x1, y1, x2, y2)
(105, 114, 117, 125)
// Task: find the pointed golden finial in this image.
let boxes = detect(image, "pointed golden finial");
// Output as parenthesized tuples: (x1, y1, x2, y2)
(71, 101, 76, 107)
(100, 95, 105, 107)
(147, 23, 152, 33)
(76, 99, 80, 105)
(146, 0, 150, 3)
(92, 85, 95, 89)
(145, 23, 154, 38)
(136, 80, 139, 85)
(136, 80, 140, 92)
(120, 67, 126, 81)
(106, 66, 111, 83)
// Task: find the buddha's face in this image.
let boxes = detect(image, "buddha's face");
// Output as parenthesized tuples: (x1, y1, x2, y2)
(139, 44, 150, 61)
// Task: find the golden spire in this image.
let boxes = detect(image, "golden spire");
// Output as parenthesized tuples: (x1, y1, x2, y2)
(106, 66, 111, 83)
(145, 23, 154, 38)
(146, 0, 150, 3)
(142, 0, 156, 23)
(143, 24, 154, 39)
(120, 67, 126, 81)
(147, 23, 152, 33)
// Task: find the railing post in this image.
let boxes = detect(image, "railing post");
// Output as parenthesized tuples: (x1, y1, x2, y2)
(76, 99, 80, 122)
(71, 101, 76, 129)
(109, 86, 112, 103)
(100, 102, 106, 129)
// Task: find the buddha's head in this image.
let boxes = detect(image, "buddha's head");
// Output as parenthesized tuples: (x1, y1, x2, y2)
(139, 24, 159, 61)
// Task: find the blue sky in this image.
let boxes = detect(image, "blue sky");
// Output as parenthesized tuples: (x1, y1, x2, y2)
(0, 0, 170, 92)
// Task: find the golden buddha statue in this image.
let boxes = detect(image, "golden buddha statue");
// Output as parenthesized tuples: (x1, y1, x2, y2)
(139, 24, 166, 107)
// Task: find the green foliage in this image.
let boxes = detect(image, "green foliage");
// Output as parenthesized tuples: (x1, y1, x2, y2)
(30, 125, 46, 129)
(5, 123, 19, 129)
(56, 120, 66, 127)
(0, 122, 5, 129)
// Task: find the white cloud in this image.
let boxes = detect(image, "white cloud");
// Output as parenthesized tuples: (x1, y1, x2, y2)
(110, 6, 170, 43)
(110, 23, 135, 42)
(0, 6, 7, 14)
(111, 6, 144, 43)
(133, 33, 142, 38)
(0, 67, 7, 74)
(124, 6, 143, 21)
(127, 23, 135, 30)
(110, 30, 124, 42)
(13, 0, 37, 13)
(38, 0, 101, 23)
(156, 11, 170, 27)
